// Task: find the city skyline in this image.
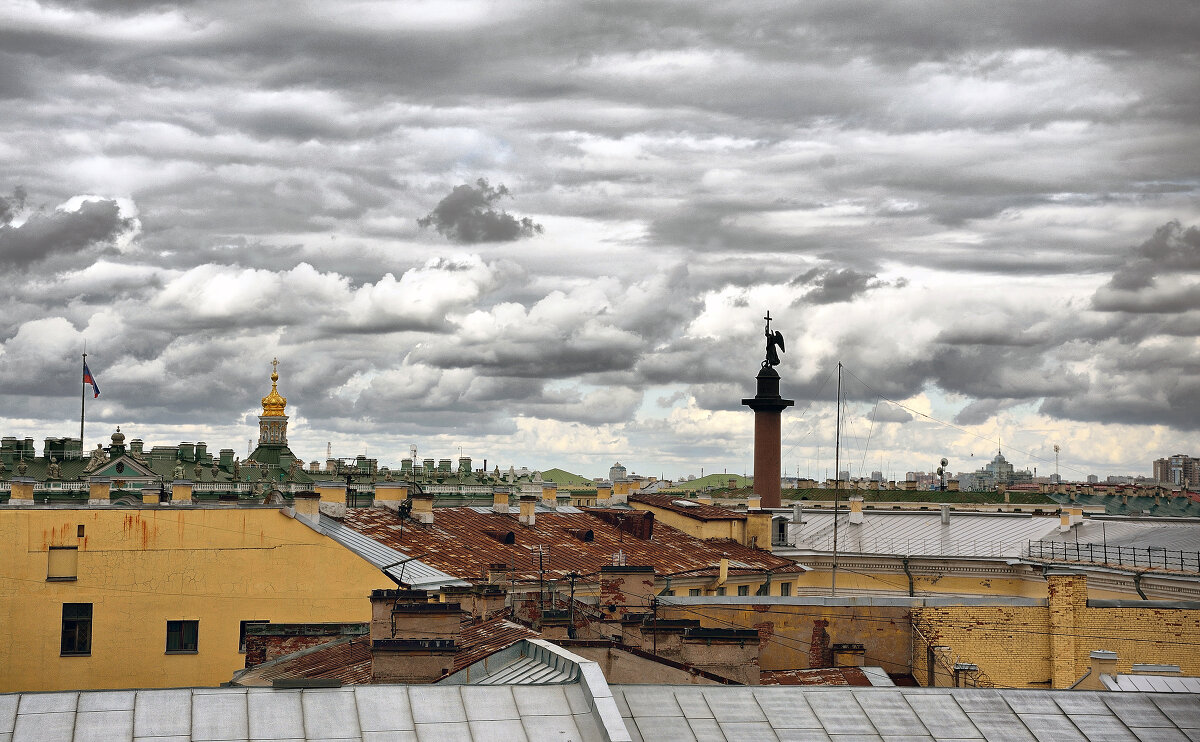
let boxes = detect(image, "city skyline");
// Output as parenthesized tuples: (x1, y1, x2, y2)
(1, 2, 1198, 479)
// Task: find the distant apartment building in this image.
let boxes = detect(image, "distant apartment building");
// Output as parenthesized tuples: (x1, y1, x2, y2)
(1154, 454, 1200, 487)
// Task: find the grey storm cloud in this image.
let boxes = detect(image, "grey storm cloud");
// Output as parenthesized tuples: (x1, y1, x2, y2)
(0, 186, 26, 225)
(791, 268, 891, 305)
(1092, 221, 1200, 314)
(0, 198, 132, 269)
(2, 1, 1200, 475)
(418, 179, 544, 244)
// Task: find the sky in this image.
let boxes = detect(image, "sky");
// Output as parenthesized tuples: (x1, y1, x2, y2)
(1, 1, 1198, 482)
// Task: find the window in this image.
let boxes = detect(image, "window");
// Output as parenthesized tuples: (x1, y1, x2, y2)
(716, 587, 726, 596)
(662, 589, 674, 597)
(47, 546, 78, 581)
(737, 585, 750, 596)
(239, 620, 269, 653)
(61, 603, 92, 656)
(688, 588, 702, 596)
(77, 524, 85, 538)
(779, 582, 792, 597)
(166, 620, 198, 653)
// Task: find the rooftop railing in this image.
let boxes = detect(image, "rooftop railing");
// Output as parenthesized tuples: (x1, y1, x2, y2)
(1024, 540, 1200, 573)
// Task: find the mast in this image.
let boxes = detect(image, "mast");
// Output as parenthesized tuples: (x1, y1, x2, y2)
(79, 352, 87, 448)
(832, 361, 841, 596)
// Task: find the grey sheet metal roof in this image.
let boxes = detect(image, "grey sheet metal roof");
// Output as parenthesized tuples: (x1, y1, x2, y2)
(1104, 674, 1200, 693)
(315, 513, 471, 590)
(3, 684, 1199, 741)
(442, 638, 583, 686)
(785, 510, 1062, 557)
(1044, 517, 1200, 552)
(612, 686, 1200, 742)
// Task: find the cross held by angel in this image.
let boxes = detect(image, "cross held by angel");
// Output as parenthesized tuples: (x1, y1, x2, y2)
(763, 311, 785, 367)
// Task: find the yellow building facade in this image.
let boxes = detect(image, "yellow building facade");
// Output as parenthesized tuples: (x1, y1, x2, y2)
(0, 505, 394, 692)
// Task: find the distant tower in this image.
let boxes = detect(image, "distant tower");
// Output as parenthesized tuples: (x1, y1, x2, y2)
(742, 311, 794, 508)
(609, 462, 627, 482)
(258, 357, 289, 446)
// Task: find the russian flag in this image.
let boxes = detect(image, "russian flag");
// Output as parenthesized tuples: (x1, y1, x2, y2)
(83, 361, 100, 398)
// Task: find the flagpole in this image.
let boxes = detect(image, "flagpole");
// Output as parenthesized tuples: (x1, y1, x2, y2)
(80, 352, 87, 449)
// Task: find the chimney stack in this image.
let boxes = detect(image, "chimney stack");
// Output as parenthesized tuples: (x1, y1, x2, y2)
(848, 496, 864, 525)
(518, 495, 537, 526)
(410, 491, 434, 524)
(492, 486, 510, 514)
(940, 503, 950, 526)
(369, 589, 461, 683)
(291, 491, 320, 526)
(541, 483, 558, 509)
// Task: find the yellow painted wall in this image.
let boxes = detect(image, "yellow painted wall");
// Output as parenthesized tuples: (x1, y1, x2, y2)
(914, 574, 1200, 688)
(0, 506, 394, 692)
(629, 503, 743, 541)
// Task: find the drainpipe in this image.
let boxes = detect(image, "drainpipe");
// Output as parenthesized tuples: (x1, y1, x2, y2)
(903, 556, 915, 597)
(1133, 571, 1148, 600)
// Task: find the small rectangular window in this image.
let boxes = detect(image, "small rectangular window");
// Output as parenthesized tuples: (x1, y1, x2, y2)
(716, 587, 726, 596)
(47, 546, 78, 581)
(61, 603, 92, 656)
(166, 620, 199, 653)
(77, 524, 85, 538)
(688, 588, 702, 596)
(239, 620, 269, 653)
(779, 582, 792, 597)
(737, 584, 750, 596)
(662, 589, 674, 597)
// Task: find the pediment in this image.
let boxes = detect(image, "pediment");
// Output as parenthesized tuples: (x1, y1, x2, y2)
(91, 455, 156, 479)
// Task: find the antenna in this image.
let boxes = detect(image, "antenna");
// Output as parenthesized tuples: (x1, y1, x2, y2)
(1053, 444, 1060, 482)
(327, 442, 332, 459)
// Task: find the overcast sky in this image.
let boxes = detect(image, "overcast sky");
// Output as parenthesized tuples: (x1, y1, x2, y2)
(2, 1, 1198, 481)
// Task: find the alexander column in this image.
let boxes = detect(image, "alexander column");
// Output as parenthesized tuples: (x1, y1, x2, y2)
(741, 311, 794, 508)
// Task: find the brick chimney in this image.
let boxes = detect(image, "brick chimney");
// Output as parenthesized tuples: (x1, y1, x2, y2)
(599, 565, 655, 618)
(369, 589, 461, 683)
(88, 478, 111, 505)
(541, 483, 558, 509)
(492, 486, 510, 514)
(518, 494, 537, 526)
(374, 482, 409, 512)
(410, 491, 434, 524)
(1075, 649, 1118, 690)
(849, 496, 864, 525)
(291, 491, 321, 526)
(596, 484, 612, 506)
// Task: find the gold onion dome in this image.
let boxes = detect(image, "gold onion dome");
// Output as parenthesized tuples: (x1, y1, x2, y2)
(261, 357, 287, 416)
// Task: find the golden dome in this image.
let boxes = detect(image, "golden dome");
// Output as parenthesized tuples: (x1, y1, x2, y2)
(261, 357, 287, 416)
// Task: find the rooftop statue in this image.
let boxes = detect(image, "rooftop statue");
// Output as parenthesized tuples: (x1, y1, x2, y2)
(763, 311, 786, 368)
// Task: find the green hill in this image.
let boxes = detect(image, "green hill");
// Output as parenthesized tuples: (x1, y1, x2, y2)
(541, 468, 596, 488)
(662, 473, 751, 492)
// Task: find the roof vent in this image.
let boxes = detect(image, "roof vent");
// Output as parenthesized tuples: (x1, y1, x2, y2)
(672, 499, 700, 508)
(570, 529, 595, 542)
(484, 529, 516, 545)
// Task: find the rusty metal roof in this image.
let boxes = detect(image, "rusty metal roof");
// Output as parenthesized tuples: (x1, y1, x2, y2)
(451, 616, 540, 673)
(630, 493, 748, 521)
(339, 506, 802, 584)
(231, 637, 373, 687)
(760, 666, 875, 686)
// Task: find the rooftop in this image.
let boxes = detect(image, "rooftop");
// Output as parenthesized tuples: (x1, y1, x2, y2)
(4, 684, 1198, 741)
(337, 505, 802, 584)
(629, 493, 747, 521)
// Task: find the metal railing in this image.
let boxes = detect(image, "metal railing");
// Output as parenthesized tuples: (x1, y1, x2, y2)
(798, 536, 1026, 558)
(1024, 540, 1200, 573)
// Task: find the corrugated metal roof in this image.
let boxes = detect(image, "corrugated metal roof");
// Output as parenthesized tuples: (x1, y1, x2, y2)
(785, 510, 1061, 557)
(339, 506, 803, 584)
(316, 513, 471, 589)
